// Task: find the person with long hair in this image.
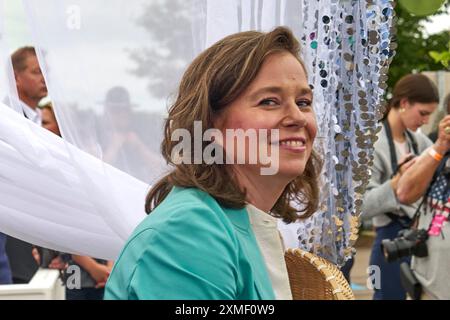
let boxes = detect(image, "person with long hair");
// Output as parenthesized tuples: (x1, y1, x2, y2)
(104, 27, 322, 300)
(362, 74, 439, 300)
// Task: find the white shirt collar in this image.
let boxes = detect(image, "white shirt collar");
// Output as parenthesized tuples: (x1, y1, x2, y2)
(246, 204, 293, 300)
(20, 100, 42, 125)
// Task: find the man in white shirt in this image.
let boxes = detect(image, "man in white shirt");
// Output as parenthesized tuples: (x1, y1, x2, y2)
(13, 46, 48, 125)
(5, 46, 48, 283)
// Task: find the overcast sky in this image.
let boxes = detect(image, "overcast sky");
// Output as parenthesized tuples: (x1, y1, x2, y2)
(2, 0, 166, 113)
(2, 0, 449, 114)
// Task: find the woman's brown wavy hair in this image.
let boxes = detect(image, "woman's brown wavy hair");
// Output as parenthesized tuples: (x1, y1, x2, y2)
(145, 26, 322, 223)
(382, 73, 439, 120)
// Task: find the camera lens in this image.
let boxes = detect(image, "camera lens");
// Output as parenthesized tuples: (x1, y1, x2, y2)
(381, 239, 399, 262)
(381, 229, 428, 263)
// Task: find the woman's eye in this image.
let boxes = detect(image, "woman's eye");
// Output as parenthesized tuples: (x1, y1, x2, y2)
(259, 99, 278, 106)
(297, 100, 312, 108)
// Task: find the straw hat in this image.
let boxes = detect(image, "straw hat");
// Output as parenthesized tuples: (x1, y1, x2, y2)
(102, 86, 137, 110)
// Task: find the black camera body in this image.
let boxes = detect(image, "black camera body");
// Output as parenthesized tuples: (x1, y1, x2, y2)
(381, 229, 428, 263)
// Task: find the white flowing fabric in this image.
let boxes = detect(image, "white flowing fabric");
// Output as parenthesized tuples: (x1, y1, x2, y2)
(0, 0, 308, 260)
(0, 102, 147, 260)
(0, 0, 396, 264)
(286, 0, 396, 264)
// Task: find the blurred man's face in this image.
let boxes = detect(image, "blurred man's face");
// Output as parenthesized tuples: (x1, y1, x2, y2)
(15, 54, 48, 103)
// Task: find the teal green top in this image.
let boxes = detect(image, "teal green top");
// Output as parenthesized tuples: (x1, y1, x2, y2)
(104, 187, 275, 300)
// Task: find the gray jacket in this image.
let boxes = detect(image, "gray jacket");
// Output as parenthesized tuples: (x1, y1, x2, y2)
(362, 125, 433, 227)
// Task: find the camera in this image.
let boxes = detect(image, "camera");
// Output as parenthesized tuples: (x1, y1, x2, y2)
(381, 229, 428, 263)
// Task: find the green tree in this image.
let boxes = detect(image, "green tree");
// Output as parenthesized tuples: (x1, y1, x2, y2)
(388, 3, 449, 89)
(429, 41, 450, 68)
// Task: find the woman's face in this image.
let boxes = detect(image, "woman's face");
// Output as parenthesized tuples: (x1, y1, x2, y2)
(400, 100, 437, 132)
(41, 107, 61, 136)
(215, 51, 317, 182)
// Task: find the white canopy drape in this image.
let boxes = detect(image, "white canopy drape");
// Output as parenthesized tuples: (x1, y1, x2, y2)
(0, 0, 396, 264)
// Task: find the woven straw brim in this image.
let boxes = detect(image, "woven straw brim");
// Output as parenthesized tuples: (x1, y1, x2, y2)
(285, 248, 355, 300)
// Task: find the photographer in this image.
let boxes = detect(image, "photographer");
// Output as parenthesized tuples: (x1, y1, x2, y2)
(362, 74, 439, 300)
(396, 109, 450, 300)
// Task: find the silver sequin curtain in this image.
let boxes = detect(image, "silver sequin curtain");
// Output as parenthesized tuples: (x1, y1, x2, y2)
(294, 0, 396, 265)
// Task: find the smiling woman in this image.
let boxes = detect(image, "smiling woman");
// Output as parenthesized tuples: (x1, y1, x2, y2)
(214, 51, 317, 214)
(104, 26, 322, 300)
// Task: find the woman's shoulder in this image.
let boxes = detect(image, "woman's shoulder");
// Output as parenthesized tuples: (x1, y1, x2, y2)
(373, 124, 389, 150)
(137, 187, 230, 229)
(371, 125, 391, 164)
(105, 187, 247, 299)
(125, 187, 243, 252)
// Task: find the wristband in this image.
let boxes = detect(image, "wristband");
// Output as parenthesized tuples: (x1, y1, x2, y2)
(428, 147, 443, 162)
